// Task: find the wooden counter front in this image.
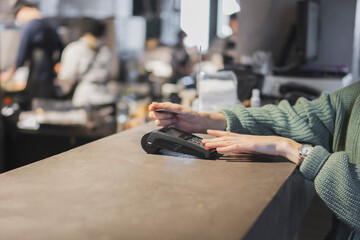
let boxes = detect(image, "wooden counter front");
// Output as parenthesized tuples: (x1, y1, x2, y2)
(0, 123, 314, 240)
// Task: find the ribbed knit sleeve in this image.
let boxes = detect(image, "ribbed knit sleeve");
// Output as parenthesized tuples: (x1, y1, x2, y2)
(220, 93, 335, 150)
(300, 147, 360, 233)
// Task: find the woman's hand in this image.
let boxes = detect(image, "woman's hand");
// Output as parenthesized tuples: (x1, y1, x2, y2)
(203, 130, 302, 164)
(148, 102, 227, 133)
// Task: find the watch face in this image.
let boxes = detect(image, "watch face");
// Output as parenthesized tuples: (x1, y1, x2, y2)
(301, 145, 313, 155)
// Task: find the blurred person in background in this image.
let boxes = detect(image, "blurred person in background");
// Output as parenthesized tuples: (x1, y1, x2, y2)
(169, 30, 191, 84)
(222, 13, 239, 65)
(0, 0, 63, 98)
(208, 13, 238, 68)
(56, 19, 116, 106)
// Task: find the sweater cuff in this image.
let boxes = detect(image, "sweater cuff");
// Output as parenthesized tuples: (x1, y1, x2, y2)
(219, 109, 242, 132)
(300, 146, 331, 181)
(220, 109, 240, 132)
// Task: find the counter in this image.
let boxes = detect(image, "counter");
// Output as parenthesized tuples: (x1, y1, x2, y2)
(0, 123, 315, 240)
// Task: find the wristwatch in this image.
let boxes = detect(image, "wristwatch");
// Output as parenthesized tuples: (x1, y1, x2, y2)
(298, 144, 313, 166)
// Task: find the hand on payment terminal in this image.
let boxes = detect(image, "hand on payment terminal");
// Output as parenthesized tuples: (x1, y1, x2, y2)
(141, 127, 219, 159)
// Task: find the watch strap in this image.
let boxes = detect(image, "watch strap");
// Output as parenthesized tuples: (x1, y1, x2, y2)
(298, 144, 313, 166)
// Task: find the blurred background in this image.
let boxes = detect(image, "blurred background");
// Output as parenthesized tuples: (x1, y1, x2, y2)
(1, 1, 359, 238)
(0, 0, 358, 173)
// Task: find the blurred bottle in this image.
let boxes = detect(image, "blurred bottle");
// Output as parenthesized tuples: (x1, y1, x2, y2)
(116, 97, 129, 132)
(250, 89, 261, 108)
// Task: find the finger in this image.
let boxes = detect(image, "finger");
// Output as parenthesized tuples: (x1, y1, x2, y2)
(202, 137, 226, 143)
(148, 102, 160, 111)
(204, 141, 232, 148)
(207, 130, 233, 137)
(149, 102, 183, 114)
(148, 111, 157, 120)
(216, 144, 248, 153)
(149, 111, 176, 120)
(202, 135, 240, 144)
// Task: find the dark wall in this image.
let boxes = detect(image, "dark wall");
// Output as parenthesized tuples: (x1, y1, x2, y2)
(235, 0, 356, 68)
(313, 0, 355, 67)
(235, 0, 299, 59)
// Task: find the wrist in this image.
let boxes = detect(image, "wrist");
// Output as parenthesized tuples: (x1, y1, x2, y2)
(278, 138, 302, 164)
(198, 112, 227, 133)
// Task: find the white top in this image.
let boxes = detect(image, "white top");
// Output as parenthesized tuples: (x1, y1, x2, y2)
(58, 37, 115, 106)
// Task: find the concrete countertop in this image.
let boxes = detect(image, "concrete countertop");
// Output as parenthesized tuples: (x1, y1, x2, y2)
(0, 123, 314, 240)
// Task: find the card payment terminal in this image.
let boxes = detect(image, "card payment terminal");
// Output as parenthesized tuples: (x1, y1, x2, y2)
(141, 127, 218, 159)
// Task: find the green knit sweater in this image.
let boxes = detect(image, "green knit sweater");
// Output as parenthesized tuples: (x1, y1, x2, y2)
(221, 81, 360, 237)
